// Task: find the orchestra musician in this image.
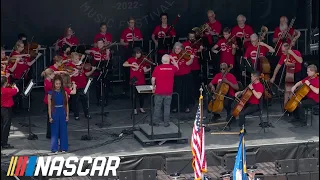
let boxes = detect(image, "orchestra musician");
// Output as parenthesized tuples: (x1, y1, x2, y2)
(270, 43, 303, 84)
(85, 38, 111, 106)
(208, 63, 238, 129)
(212, 27, 237, 69)
(67, 52, 96, 120)
(1, 48, 11, 82)
(151, 54, 179, 127)
(47, 75, 69, 153)
(232, 14, 254, 52)
(1, 76, 19, 149)
(290, 64, 319, 126)
(42, 68, 76, 139)
(170, 42, 194, 113)
(9, 40, 41, 112)
(60, 44, 71, 63)
(204, 10, 222, 46)
(182, 31, 204, 102)
(152, 13, 177, 64)
(235, 71, 264, 133)
(243, 33, 275, 72)
(123, 47, 151, 114)
(17, 33, 27, 44)
(54, 27, 79, 51)
(120, 17, 143, 94)
(273, 16, 301, 56)
(94, 22, 112, 47)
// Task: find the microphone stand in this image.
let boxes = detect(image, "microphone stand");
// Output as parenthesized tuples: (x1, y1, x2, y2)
(95, 63, 111, 128)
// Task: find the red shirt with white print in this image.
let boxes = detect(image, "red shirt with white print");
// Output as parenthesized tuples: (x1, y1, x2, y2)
(182, 41, 200, 71)
(127, 57, 146, 85)
(278, 50, 302, 73)
(244, 45, 269, 66)
(67, 62, 89, 89)
(211, 72, 238, 97)
(8, 51, 31, 79)
(152, 64, 178, 95)
(94, 32, 112, 43)
(301, 76, 319, 103)
(231, 24, 254, 49)
(57, 36, 79, 48)
(248, 82, 264, 105)
(273, 27, 295, 56)
(169, 53, 191, 76)
(120, 27, 143, 48)
(153, 25, 176, 54)
(205, 20, 222, 45)
(215, 38, 236, 67)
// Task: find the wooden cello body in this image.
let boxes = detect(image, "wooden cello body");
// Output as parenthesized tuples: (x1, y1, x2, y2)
(284, 74, 318, 112)
(208, 66, 232, 112)
(260, 56, 272, 99)
(232, 88, 253, 117)
(283, 63, 295, 107)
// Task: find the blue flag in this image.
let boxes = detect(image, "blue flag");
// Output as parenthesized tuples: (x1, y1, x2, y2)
(233, 130, 247, 180)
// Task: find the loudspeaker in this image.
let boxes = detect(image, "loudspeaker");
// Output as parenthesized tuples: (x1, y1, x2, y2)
(275, 159, 297, 173)
(222, 152, 256, 170)
(136, 169, 157, 180)
(119, 170, 136, 180)
(310, 171, 319, 180)
(286, 172, 310, 180)
(298, 158, 318, 172)
(165, 156, 193, 174)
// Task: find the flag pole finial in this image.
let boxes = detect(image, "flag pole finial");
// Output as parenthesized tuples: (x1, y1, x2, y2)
(199, 86, 203, 96)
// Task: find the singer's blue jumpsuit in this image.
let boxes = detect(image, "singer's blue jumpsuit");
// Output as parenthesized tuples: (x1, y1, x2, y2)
(49, 90, 68, 152)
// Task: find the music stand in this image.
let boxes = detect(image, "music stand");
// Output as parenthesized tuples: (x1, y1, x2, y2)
(128, 40, 143, 49)
(18, 69, 33, 127)
(81, 78, 94, 140)
(158, 37, 176, 54)
(22, 79, 37, 140)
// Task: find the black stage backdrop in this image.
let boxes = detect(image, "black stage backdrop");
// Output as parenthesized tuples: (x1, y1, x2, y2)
(0, 0, 313, 47)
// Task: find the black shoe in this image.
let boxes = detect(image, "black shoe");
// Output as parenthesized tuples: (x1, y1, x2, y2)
(75, 117, 80, 121)
(2, 144, 14, 149)
(214, 114, 221, 118)
(85, 115, 92, 119)
(46, 135, 51, 139)
(164, 122, 170, 127)
(289, 118, 300, 122)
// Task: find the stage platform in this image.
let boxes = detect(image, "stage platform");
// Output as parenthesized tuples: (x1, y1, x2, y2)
(1, 89, 319, 179)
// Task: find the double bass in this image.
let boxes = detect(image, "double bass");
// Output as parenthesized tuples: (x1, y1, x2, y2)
(281, 46, 295, 107)
(232, 75, 262, 117)
(284, 73, 319, 112)
(208, 65, 233, 112)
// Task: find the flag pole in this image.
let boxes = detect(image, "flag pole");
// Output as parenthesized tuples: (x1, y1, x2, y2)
(199, 86, 204, 180)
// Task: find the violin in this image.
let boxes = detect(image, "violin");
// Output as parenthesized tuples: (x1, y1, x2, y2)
(22, 42, 40, 58)
(208, 65, 233, 113)
(226, 35, 237, 46)
(132, 50, 155, 71)
(177, 50, 192, 61)
(232, 75, 263, 117)
(285, 73, 319, 112)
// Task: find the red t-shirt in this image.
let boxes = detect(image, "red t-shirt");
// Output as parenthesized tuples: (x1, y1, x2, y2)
(44, 79, 52, 104)
(152, 64, 178, 95)
(210, 72, 237, 97)
(302, 76, 319, 103)
(120, 27, 143, 48)
(273, 27, 295, 56)
(153, 25, 176, 54)
(182, 41, 200, 71)
(57, 36, 79, 48)
(244, 45, 269, 66)
(1, 87, 18, 108)
(205, 20, 222, 45)
(248, 82, 264, 105)
(169, 53, 191, 76)
(49, 65, 58, 71)
(9, 51, 31, 79)
(127, 57, 146, 85)
(94, 32, 112, 43)
(89, 47, 109, 76)
(231, 25, 254, 49)
(278, 50, 302, 73)
(216, 38, 236, 66)
(68, 63, 89, 89)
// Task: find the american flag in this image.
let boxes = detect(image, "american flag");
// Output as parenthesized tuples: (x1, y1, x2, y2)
(191, 100, 207, 180)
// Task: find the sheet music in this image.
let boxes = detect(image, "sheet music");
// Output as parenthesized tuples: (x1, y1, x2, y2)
(24, 80, 35, 96)
(135, 85, 153, 93)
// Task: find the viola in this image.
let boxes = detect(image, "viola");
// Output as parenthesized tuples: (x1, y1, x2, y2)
(285, 73, 319, 112)
(232, 75, 263, 117)
(208, 65, 233, 113)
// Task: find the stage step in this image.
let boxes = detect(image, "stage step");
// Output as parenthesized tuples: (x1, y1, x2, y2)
(139, 122, 181, 139)
(133, 131, 188, 146)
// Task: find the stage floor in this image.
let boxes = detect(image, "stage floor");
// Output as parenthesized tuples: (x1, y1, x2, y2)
(1, 92, 319, 162)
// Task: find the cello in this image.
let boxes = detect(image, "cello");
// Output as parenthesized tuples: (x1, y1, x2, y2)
(280, 46, 295, 107)
(284, 73, 319, 112)
(208, 65, 233, 112)
(232, 75, 262, 117)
